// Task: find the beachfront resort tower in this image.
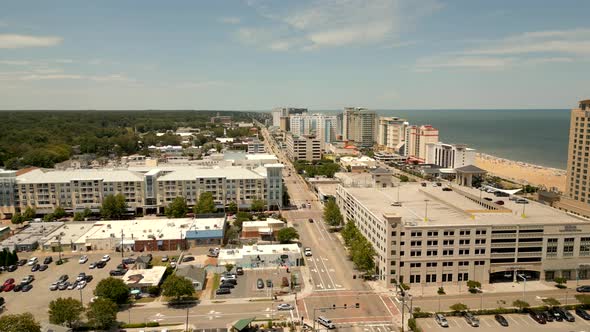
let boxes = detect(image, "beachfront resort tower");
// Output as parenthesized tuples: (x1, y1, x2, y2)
(342, 107, 377, 148)
(560, 99, 590, 218)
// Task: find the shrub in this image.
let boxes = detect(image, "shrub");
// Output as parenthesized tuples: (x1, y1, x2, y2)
(437, 287, 445, 295)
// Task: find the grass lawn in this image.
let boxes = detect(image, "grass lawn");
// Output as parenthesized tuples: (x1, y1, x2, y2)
(210, 273, 220, 298)
(134, 296, 157, 303)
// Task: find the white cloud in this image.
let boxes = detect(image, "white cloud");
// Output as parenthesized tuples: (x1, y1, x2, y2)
(13, 73, 134, 82)
(0, 34, 62, 49)
(177, 80, 228, 89)
(416, 55, 516, 70)
(219, 17, 241, 24)
(0, 60, 30, 65)
(238, 0, 441, 51)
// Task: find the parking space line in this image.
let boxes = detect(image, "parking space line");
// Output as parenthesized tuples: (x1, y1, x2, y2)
(480, 317, 492, 327)
(506, 315, 521, 326)
(421, 320, 432, 329)
(515, 315, 531, 325)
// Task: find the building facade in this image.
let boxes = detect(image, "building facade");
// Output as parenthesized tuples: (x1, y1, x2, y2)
(289, 114, 338, 147)
(336, 183, 590, 289)
(377, 117, 408, 153)
(247, 138, 265, 154)
(0, 169, 16, 219)
(425, 142, 476, 169)
(271, 107, 307, 129)
(342, 107, 377, 148)
(285, 134, 322, 161)
(406, 125, 439, 163)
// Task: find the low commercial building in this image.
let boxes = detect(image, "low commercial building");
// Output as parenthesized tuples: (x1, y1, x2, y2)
(336, 183, 590, 289)
(241, 218, 286, 241)
(425, 142, 476, 169)
(184, 215, 227, 246)
(176, 265, 207, 290)
(0, 222, 64, 252)
(123, 266, 167, 292)
(340, 156, 377, 172)
(218, 244, 302, 268)
(42, 222, 96, 251)
(285, 134, 322, 161)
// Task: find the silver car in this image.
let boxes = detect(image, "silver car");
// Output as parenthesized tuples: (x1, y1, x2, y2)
(435, 313, 449, 327)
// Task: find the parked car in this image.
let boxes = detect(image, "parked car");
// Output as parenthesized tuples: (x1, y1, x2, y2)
(49, 282, 59, 291)
(110, 269, 126, 276)
(495, 314, 509, 327)
(558, 307, 575, 322)
(257, 278, 264, 289)
(96, 261, 106, 268)
(17, 259, 27, 266)
(463, 312, 480, 327)
(77, 280, 87, 290)
(3, 279, 14, 287)
(27, 257, 38, 266)
(219, 282, 235, 289)
(495, 200, 505, 205)
(2, 284, 14, 292)
(236, 267, 244, 275)
(20, 275, 34, 285)
(76, 273, 86, 282)
(216, 288, 231, 295)
(266, 279, 273, 288)
(58, 282, 69, 290)
(84, 275, 93, 282)
(122, 257, 136, 265)
(484, 197, 493, 201)
(89, 262, 97, 269)
(30, 264, 40, 272)
(434, 313, 449, 327)
(576, 307, 590, 320)
(67, 281, 78, 290)
(277, 303, 294, 311)
(57, 274, 68, 283)
(221, 278, 237, 285)
(39, 264, 48, 271)
(21, 284, 33, 292)
(43, 257, 53, 264)
(117, 264, 128, 270)
(79, 255, 88, 264)
(529, 311, 547, 324)
(13, 284, 22, 292)
(7, 265, 16, 272)
(578, 285, 590, 293)
(101, 255, 111, 262)
(308, 218, 314, 223)
(516, 198, 529, 204)
(541, 311, 554, 322)
(548, 306, 564, 321)
(442, 187, 452, 191)
(161, 255, 169, 262)
(182, 256, 195, 262)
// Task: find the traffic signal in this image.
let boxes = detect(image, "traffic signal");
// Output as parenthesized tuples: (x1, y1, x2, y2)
(344, 304, 347, 309)
(355, 303, 360, 309)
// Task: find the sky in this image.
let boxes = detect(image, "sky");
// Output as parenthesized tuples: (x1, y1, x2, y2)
(1, 0, 590, 110)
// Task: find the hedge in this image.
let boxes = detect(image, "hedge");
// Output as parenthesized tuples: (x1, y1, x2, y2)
(120, 322, 160, 328)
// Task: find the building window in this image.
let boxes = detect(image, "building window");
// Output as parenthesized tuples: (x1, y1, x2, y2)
(459, 230, 471, 236)
(426, 274, 437, 283)
(442, 273, 453, 282)
(459, 239, 470, 245)
(443, 250, 454, 256)
(458, 272, 469, 281)
(458, 261, 469, 266)
(410, 263, 422, 268)
(475, 239, 486, 245)
(443, 230, 455, 236)
(547, 238, 558, 257)
(411, 241, 422, 247)
(411, 231, 422, 237)
(427, 250, 438, 256)
(475, 229, 487, 235)
(427, 231, 439, 237)
(564, 238, 575, 257)
(426, 262, 438, 267)
(458, 249, 469, 255)
(475, 248, 485, 255)
(427, 240, 438, 246)
(409, 274, 421, 284)
(443, 240, 454, 246)
(442, 261, 453, 267)
(474, 260, 485, 266)
(410, 250, 422, 257)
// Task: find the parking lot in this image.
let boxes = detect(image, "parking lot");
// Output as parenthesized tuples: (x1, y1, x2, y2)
(0, 252, 120, 317)
(213, 268, 294, 299)
(418, 312, 590, 332)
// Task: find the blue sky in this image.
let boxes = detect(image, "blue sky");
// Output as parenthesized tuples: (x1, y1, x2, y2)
(1, 0, 589, 110)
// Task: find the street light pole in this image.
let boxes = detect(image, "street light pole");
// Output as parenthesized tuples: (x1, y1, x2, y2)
(517, 274, 526, 303)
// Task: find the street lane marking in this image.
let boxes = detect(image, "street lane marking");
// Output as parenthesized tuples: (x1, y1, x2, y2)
(378, 295, 395, 318)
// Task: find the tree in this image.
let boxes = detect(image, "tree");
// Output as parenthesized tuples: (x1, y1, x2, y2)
(22, 207, 36, 220)
(0, 313, 41, 332)
(399, 175, 409, 182)
(166, 196, 189, 218)
(100, 194, 128, 220)
(227, 201, 238, 214)
(449, 303, 468, 312)
(48, 297, 84, 327)
(225, 263, 235, 272)
(94, 277, 130, 304)
(161, 274, 194, 301)
(466, 280, 482, 293)
(11, 212, 24, 224)
(512, 300, 530, 311)
(225, 226, 239, 244)
(323, 198, 343, 227)
(86, 297, 118, 330)
(43, 213, 55, 222)
(251, 199, 266, 212)
(554, 277, 567, 288)
(53, 206, 66, 219)
(11, 250, 18, 265)
(194, 192, 216, 214)
(277, 227, 299, 244)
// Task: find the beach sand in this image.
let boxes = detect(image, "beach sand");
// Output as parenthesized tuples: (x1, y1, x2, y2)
(475, 153, 566, 192)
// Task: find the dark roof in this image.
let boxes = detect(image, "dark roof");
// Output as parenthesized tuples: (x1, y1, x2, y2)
(176, 265, 206, 282)
(233, 317, 256, 331)
(370, 167, 391, 174)
(455, 165, 487, 173)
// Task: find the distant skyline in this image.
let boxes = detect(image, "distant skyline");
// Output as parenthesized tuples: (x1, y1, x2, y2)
(1, 0, 590, 110)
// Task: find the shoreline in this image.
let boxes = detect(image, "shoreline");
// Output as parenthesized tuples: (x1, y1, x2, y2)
(475, 153, 566, 192)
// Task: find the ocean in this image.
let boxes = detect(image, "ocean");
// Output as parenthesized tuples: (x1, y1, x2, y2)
(322, 109, 571, 170)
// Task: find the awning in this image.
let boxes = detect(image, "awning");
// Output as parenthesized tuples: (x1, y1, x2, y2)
(233, 317, 256, 331)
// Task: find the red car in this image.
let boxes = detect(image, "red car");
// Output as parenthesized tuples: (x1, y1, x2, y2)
(2, 278, 14, 287)
(2, 283, 15, 292)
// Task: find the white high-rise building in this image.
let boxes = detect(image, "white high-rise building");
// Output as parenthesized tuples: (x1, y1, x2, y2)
(425, 142, 476, 168)
(271, 107, 307, 129)
(289, 114, 337, 147)
(377, 117, 408, 154)
(406, 125, 439, 162)
(342, 107, 377, 148)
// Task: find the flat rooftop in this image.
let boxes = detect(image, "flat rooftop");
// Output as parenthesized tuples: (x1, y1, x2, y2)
(219, 244, 301, 260)
(123, 266, 167, 287)
(80, 218, 196, 243)
(342, 183, 590, 227)
(42, 222, 95, 246)
(17, 168, 144, 184)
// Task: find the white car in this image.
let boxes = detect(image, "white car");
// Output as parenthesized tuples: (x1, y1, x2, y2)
(304, 248, 312, 257)
(79, 255, 88, 264)
(277, 303, 294, 311)
(77, 280, 87, 289)
(101, 255, 110, 262)
(27, 257, 38, 266)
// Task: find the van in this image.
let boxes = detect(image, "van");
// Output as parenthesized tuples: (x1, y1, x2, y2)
(317, 316, 336, 329)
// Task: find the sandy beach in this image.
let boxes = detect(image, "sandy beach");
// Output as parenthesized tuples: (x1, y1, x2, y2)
(475, 153, 566, 192)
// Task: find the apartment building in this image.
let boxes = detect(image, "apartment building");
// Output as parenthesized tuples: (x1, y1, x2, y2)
(336, 183, 590, 289)
(425, 142, 476, 169)
(377, 117, 408, 154)
(247, 138, 265, 154)
(342, 107, 377, 148)
(406, 125, 439, 163)
(289, 114, 338, 146)
(285, 134, 322, 161)
(557, 99, 590, 218)
(13, 164, 283, 215)
(0, 169, 16, 219)
(271, 107, 307, 130)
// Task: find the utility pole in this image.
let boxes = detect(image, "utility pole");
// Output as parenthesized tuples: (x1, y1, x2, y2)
(121, 229, 124, 258)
